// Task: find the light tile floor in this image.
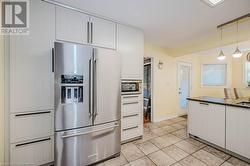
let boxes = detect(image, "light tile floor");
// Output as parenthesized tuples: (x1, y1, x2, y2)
(96, 117, 250, 166)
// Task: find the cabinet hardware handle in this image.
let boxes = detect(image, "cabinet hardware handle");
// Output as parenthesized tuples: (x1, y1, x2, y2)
(62, 124, 119, 139)
(123, 102, 139, 105)
(87, 21, 90, 43)
(123, 114, 139, 118)
(91, 22, 93, 44)
(52, 48, 55, 73)
(199, 102, 209, 106)
(123, 96, 139, 99)
(15, 111, 51, 117)
(123, 126, 139, 131)
(15, 138, 51, 147)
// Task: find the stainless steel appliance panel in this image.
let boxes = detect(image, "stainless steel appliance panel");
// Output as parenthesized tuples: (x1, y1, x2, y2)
(55, 42, 93, 131)
(55, 121, 121, 166)
(93, 48, 121, 125)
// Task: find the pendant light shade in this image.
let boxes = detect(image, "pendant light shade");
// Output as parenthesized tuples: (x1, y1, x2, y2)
(233, 21, 242, 58)
(232, 46, 242, 58)
(217, 50, 226, 60)
(217, 27, 226, 60)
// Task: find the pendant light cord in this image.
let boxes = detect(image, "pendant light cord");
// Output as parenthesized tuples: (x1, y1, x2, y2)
(220, 27, 223, 47)
(236, 20, 239, 46)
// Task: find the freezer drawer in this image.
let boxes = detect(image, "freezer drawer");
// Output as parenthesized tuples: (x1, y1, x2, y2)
(10, 136, 54, 166)
(10, 110, 53, 143)
(55, 121, 121, 166)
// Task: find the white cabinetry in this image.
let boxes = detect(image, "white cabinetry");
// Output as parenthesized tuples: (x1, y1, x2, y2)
(90, 16, 116, 49)
(226, 106, 250, 159)
(188, 101, 225, 148)
(121, 95, 143, 142)
(56, 6, 89, 44)
(117, 24, 144, 79)
(10, 1, 54, 113)
(56, 7, 116, 49)
(9, 1, 55, 165)
(10, 111, 54, 143)
(10, 136, 54, 166)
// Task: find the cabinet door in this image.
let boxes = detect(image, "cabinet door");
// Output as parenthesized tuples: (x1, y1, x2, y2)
(188, 101, 225, 148)
(188, 101, 205, 138)
(226, 106, 250, 159)
(10, 0, 54, 113)
(56, 6, 89, 44)
(203, 104, 225, 148)
(117, 24, 144, 79)
(90, 17, 116, 49)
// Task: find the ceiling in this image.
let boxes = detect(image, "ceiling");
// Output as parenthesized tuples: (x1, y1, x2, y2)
(56, 0, 250, 55)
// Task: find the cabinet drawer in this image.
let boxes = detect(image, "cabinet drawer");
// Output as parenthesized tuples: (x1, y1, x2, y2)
(122, 95, 142, 103)
(121, 113, 142, 129)
(10, 136, 54, 166)
(10, 110, 54, 143)
(122, 99, 143, 116)
(121, 125, 143, 142)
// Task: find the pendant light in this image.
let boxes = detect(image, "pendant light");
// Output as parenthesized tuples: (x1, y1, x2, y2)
(217, 27, 226, 60)
(232, 21, 242, 58)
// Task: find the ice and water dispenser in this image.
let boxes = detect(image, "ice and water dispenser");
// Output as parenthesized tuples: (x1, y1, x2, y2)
(60, 75, 83, 104)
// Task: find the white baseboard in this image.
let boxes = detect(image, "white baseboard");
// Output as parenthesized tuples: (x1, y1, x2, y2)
(178, 112, 188, 116)
(153, 115, 178, 123)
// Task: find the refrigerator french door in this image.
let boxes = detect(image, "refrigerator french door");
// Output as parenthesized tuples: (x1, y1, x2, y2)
(54, 42, 121, 166)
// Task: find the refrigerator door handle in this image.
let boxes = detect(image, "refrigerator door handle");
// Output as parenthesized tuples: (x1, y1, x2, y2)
(61, 124, 119, 139)
(89, 57, 93, 116)
(93, 49, 98, 118)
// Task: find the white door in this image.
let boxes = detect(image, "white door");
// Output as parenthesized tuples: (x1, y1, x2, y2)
(56, 6, 89, 44)
(90, 16, 116, 49)
(178, 63, 191, 109)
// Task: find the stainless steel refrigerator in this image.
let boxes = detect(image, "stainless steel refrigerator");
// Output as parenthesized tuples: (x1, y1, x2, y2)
(54, 42, 121, 166)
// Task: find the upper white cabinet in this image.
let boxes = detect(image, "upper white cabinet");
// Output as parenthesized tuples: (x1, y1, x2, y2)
(10, 0, 55, 113)
(226, 106, 250, 159)
(117, 24, 144, 80)
(90, 17, 116, 49)
(188, 101, 225, 148)
(56, 7, 116, 49)
(56, 6, 89, 44)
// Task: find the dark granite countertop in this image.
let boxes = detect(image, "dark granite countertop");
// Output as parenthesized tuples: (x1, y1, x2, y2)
(187, 96, 250, 109)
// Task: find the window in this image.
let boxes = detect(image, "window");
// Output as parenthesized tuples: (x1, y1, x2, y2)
(245, 62, 250, 86)
(202, 64, 227, 86)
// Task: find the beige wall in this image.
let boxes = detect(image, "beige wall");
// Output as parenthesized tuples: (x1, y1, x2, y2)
(0, 35, 5, 163)
(145, 44, 178, 122)
(145, 40, 250, 122)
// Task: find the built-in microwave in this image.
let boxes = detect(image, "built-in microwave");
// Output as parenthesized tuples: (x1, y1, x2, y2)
(121, 80, 142, 95)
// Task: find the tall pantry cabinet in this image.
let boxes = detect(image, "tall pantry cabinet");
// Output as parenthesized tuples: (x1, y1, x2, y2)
(8, 0, 55, 165)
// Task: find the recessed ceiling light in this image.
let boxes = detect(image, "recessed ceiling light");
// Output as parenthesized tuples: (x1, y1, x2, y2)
(202, 0, 225, 7)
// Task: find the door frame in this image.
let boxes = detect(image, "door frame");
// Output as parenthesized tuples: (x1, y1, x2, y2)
(177, 61, 192, 113)
(143, 57, 154, 123)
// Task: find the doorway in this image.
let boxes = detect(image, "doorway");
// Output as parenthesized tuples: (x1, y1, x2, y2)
(144, 57, 153, 123)
(178, 62, 192, 110)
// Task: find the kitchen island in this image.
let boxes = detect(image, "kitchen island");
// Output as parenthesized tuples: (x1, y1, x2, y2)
(187, 96, 250, 163)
